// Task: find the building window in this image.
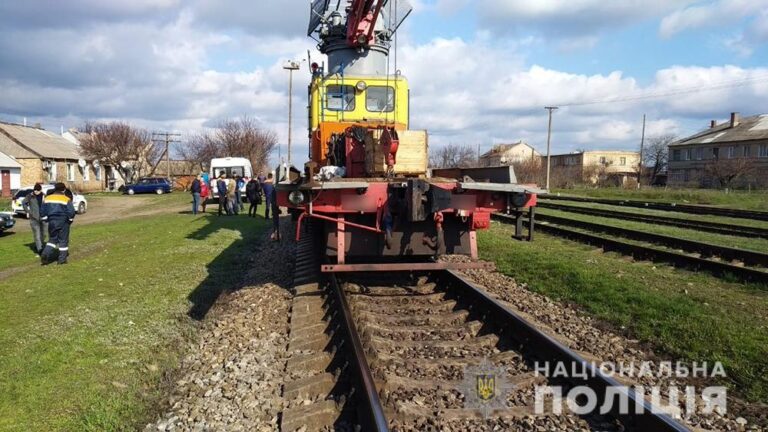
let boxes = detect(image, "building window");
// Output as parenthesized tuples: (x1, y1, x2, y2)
(325, 85, 355, 111)
(694, 148, 704, 160)
(727, 146, 736, 159)
(94, 165, 102, 181)
(683, 149, 691, 161)
(83, 164, 90, 181)
(365, 86, 395, 112)
(744, 145, 750, 157)
(760, 144, 768, 158)
(599, 156, 607, 165)
(620, 157, 626, 166)
(67, 163, 75, 181)
(48, 163, 57, 182)
(672, 149, 681, 161)
(712, 147, 719, 159)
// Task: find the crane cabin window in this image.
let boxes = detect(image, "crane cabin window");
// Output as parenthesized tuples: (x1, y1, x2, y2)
(325, 85, 355, 111)
(366, 86, 395, 112)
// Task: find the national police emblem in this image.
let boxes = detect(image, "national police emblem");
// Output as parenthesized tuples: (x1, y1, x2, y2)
(459, 357, 515, 418)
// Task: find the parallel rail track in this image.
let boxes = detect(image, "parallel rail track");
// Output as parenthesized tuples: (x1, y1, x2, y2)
(494, 213, 768, 286)
(538, 201, 768, 239)
(543, 195, 768, 221)
(280, 223, 691, 431)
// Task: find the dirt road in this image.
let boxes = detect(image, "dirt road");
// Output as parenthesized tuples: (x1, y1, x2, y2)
(9, 194, 190, 233)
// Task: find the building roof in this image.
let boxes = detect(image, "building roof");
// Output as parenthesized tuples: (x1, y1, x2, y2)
(671, 114, 768, 147)
(0, 151, 22, 168)
(480, 141, 539, 158)
(0, 122, 81, 160)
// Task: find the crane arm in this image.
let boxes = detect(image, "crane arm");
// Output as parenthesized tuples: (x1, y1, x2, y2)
(346, 0, 386, 47)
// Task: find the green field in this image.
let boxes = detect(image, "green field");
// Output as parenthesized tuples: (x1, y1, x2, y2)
(0, 195, 269, 431)
(552, 187, 768, 211)
(479, 223, 768, 402)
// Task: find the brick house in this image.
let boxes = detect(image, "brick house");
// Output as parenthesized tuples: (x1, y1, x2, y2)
(668, 113, 768, 188)
(0, 122, 104, 192)
(479, 141, 541, 167)
(546, 150, 640, 187)
(0, 150, 22, 197)
(62, 128, 126, 191)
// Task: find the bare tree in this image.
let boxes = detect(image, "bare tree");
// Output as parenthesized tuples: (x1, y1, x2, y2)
(512, 158, 543, 184)
(704, 156, 756, 189)
(181, 117, 278, 174)
(78, 122, 160, 184)
(642, 134, 674, 185)
(429, 143, 477, 169)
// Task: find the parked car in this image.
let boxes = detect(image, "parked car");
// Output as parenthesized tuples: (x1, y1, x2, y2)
(0, 212, 15, 233)
(124, 177, 173, 195)
(12, 185, 88, 217)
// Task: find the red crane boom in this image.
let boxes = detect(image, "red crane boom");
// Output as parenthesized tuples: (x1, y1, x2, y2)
(346, 0, 386, 47)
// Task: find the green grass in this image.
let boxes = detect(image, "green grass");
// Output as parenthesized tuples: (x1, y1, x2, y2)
(479, 223, 768, 402)
(552, 187, 768, 211)
(537, 207, 768, 254)
(0, 196, 270, 431)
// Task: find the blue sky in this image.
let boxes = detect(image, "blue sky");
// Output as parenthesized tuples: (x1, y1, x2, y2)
(0, 0, 767, 163)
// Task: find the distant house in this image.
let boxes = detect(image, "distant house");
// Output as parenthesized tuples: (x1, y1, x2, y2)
(62, 128, 125, 191)
(0, 122, 103, 192)
(479, 141, 541, 167)
(0, 151, 22, 197)
(546, 150, 640, 187)
(668, 113, 768, 188)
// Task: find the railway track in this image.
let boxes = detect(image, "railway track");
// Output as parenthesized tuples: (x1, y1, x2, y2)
(494, 213, 768, 286)
(543, 195, 768, 221)
(279, 224, 690, 431)
(538, 201, 768, 239)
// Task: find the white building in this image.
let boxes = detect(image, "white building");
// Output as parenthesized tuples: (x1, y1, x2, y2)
(0, 150, 22, 197)
(479, 141, 541, 167)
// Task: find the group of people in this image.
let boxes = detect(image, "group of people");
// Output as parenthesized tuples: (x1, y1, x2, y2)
(22, 182, 76, 265)
(189, 171, 280, 240)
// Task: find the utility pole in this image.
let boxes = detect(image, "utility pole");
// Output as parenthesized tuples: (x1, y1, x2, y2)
(544, 106, 559, 190)
(152, 132, 181, 179)
(283, 60, 301, 165)
(638, 114, 646, 189)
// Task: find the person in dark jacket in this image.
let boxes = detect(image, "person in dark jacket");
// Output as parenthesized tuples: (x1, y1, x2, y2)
(245, 178, 261, 217)
(262, 173, 275, 220)
(22, 183, 47, 254)
(190, 175, 202, 215)
(262, 173, 280, 240)
(216, 172, 228, 216)
(40, 183, 76, 265)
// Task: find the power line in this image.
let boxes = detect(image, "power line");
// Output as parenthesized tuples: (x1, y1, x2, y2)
(557, 73, 768, 108)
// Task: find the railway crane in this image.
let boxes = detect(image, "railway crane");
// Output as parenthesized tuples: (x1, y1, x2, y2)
(277, 0, 541, 272)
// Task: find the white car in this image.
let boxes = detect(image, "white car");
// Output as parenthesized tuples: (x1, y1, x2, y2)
(12, 185, 88, 217)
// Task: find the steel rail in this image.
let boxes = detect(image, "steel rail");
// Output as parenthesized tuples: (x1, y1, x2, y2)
(538, 201, 768, 239)
(533, 212, 768, 268)
(327, 273, 390, 432)
(493, 214, 768, 285)
(436, 270, 691, 432)
(543, 195, 768, 221)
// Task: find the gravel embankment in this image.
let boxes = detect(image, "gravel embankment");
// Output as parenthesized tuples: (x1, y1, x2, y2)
(444, 255, 765, 431)
(145, 220, 295, 432)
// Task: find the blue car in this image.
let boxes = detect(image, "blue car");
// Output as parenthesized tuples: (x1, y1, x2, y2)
(124, 177, 173, 195)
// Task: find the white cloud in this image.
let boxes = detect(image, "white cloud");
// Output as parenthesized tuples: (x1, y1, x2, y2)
(659, 0, 768, 37)
(476, 0, 694, 37)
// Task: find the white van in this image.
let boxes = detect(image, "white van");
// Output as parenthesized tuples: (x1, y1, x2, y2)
(209, 157, 253, 197)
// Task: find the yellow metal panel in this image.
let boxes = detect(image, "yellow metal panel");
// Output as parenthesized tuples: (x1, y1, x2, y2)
(310, 75, 410, 132)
